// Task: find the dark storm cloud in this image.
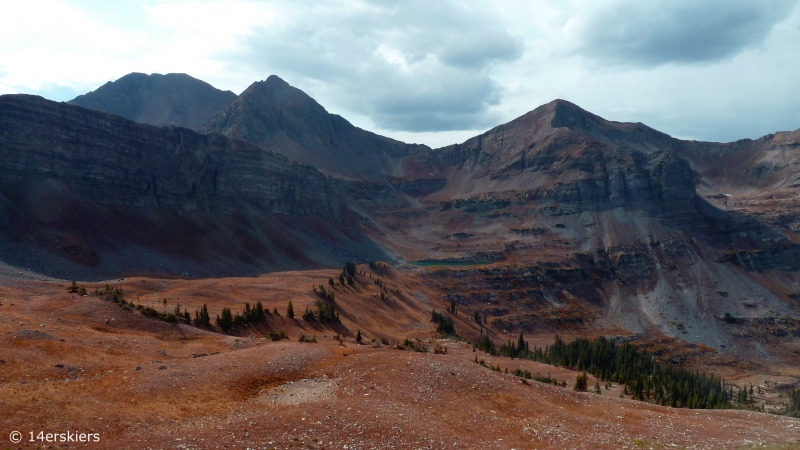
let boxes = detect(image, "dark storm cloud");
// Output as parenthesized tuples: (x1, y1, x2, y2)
(241, 0, 522, 132)
(570, 0, 795, 66)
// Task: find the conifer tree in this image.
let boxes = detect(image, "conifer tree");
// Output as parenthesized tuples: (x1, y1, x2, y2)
(254, 302, 265, 321)
(286, 301, 295, 319)
(216, 307, 233, 332)
(574, 372, 589, 392)
(201, 304, 210, 326)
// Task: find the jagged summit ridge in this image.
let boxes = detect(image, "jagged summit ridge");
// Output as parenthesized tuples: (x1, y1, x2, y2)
(201, 76, 444, 186)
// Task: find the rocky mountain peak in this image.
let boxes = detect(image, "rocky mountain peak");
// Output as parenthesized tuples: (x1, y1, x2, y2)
(202, 76, 443, 185)
(68, 72, 237, 130)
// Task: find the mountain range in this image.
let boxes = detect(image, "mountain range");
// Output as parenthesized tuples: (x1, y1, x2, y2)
(2, 72, 800, 360)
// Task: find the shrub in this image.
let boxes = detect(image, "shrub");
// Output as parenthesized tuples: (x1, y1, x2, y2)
(267, 329, 288, 341)
(298, 334, 317, 343)
(399, 338, 427, 352)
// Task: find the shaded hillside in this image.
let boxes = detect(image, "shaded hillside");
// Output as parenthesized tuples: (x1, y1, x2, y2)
(0, 94, 387, 279)
(68, 73, 237, 130)
(201, 75, 445, 192)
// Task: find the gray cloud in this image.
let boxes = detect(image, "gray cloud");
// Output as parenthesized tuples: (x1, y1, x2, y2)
(569, 0, 795, 66)
(240, 0, 522, 132)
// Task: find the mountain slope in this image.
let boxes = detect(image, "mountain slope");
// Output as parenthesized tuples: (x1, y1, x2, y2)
(0, 94, 387, 279)
(68, 73, 237, 130)
(354, 98, 800, 361)
(201, 76, 445, 190)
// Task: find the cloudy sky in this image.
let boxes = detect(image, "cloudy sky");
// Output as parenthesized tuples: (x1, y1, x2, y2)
(2, 0, 799, 147)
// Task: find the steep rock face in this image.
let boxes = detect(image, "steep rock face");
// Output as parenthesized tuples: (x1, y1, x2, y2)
(0, 94, 392, 279)
(201, 76, 445, 189)
(432, 100, 698, 223)
(536, 148, 696, 221)
(1, 94, 340, 219)
(68, 73, 237, 130)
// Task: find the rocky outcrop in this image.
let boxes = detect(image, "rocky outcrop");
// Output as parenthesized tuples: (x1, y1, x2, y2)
(68, 73, 237, 130)
(538, 148, 697, 221)
(726, 245, 800, 271)
(1, 94, 341, 220)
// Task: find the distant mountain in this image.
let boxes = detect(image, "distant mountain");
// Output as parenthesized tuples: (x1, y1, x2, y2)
(201, 75, 444, 189)
(68, 73, 237, 130)
(429, 100, 697, 224)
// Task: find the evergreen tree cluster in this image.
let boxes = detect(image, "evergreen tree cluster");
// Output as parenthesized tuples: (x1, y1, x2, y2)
(215, 302, 267, 332)
(316, 300, 340, 323)
(446, 300, 457, 316)
(68, 280, 88, 295)
(94, 285, 124, 303)
(499, 333, 529, 359)
(302, 300, 341, 323)
(314, 284, 336, 302)
(193, 304, 211, 327)
(430, 310, 456, 335)
(474, 333, 496, 355)
(510, 335, 734, 409)
(368, 261, 388, 274)
(375, 290, 391, 303)
(786, 389, 800, 417)
(474, 333, 747, 410)
(510, 368, 562, 387)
